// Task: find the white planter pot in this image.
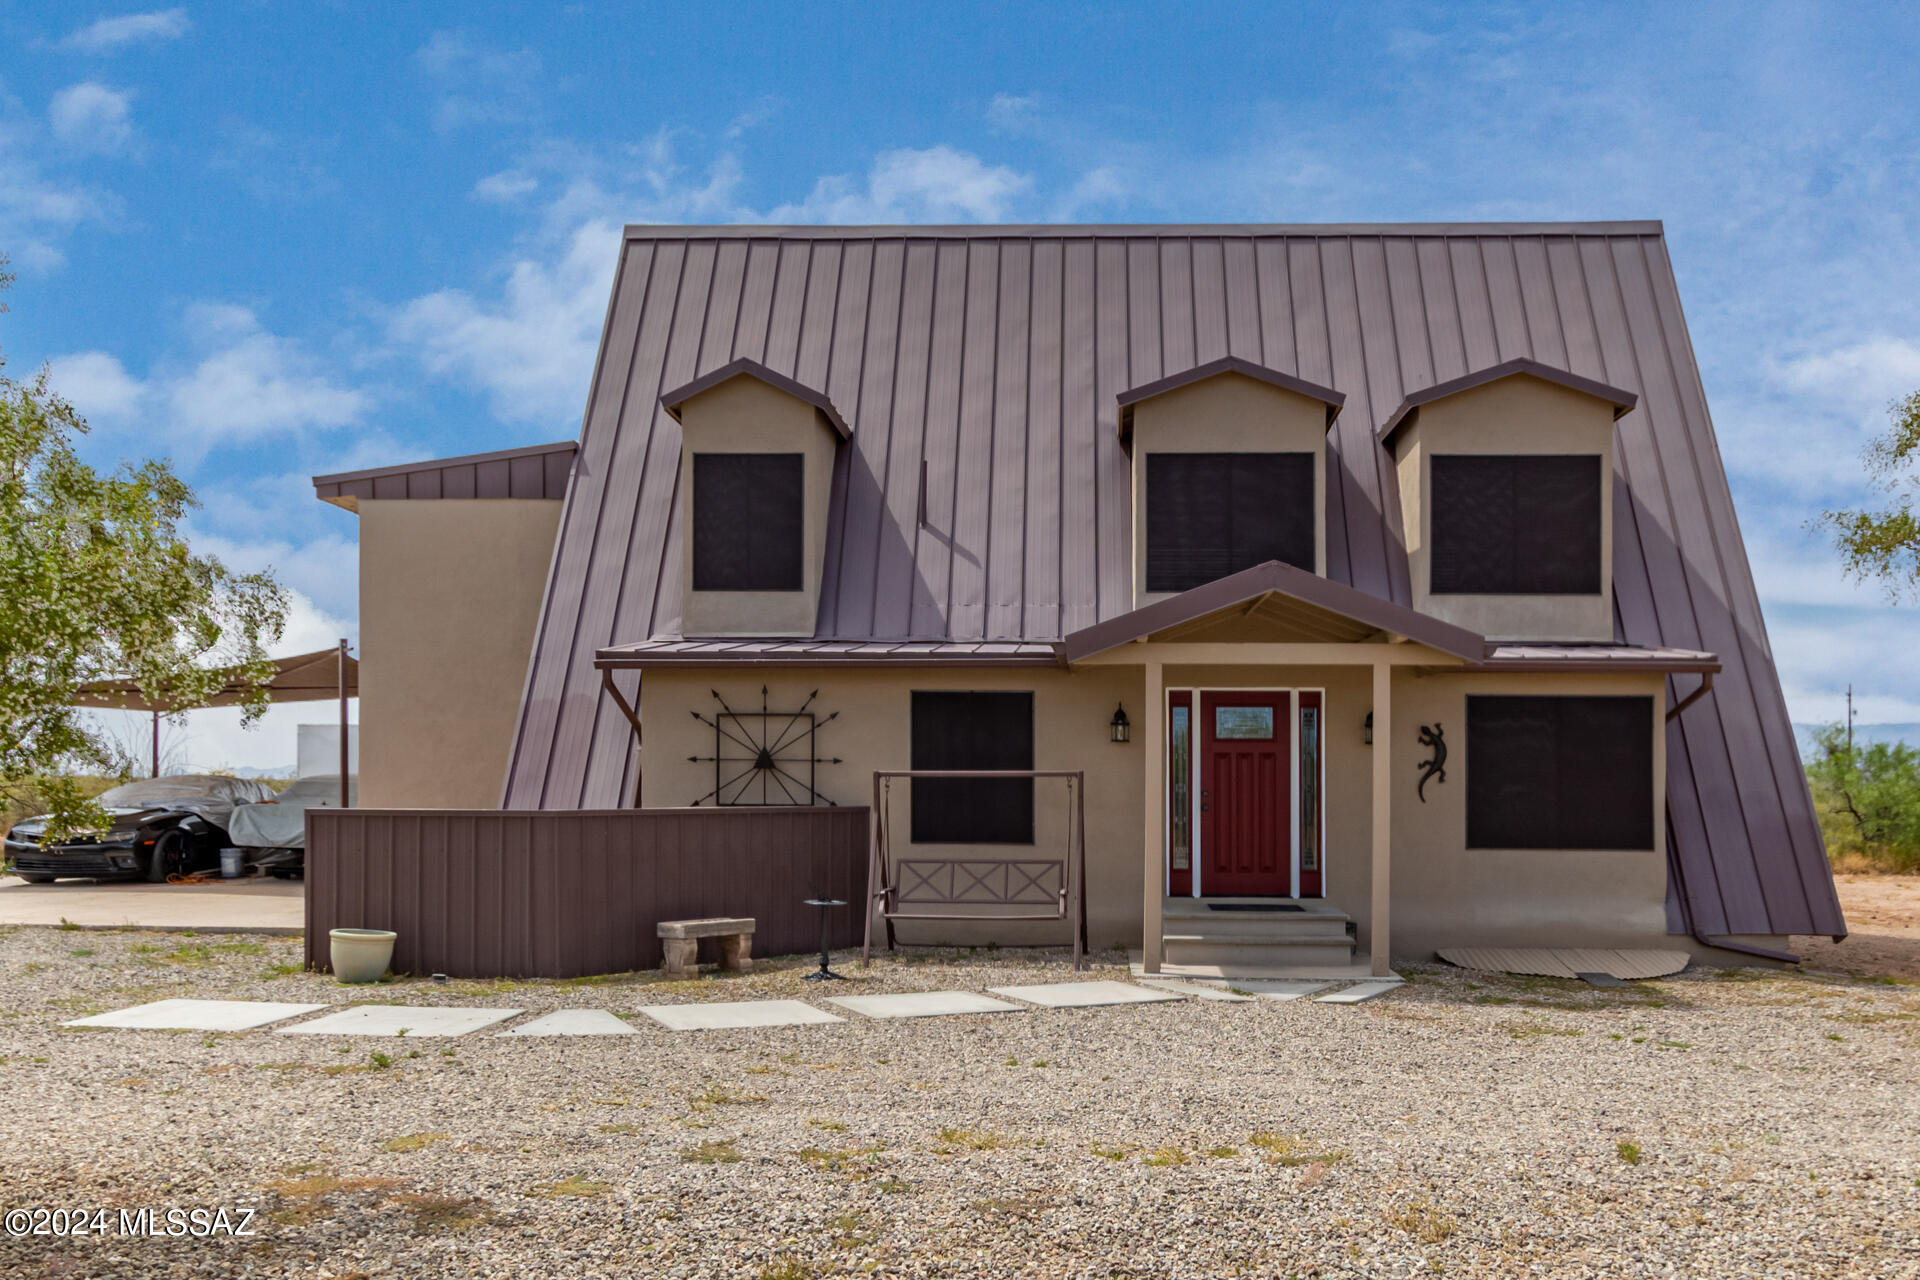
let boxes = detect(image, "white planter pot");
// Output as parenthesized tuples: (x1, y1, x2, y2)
(330, 928, 397, 984)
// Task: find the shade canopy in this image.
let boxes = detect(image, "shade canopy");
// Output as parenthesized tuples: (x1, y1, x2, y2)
(69, 648, 359, 713)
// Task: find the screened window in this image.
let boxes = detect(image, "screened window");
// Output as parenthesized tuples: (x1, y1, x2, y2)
(1431, 454, 1602, 595)
(910, 692, 1034, 844)
(692, 453, 804, 591)
(1145, 452, 1315, 592)
(1466, 695, 1653, 850)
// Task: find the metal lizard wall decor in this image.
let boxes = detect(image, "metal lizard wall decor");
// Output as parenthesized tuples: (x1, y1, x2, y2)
(1417, 722, 1447, 802)
(689, 686, 842, 806)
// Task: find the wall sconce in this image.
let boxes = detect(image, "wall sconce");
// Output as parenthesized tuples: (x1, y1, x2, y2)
(1364, 711, 1373, 746)
(1110, 702, 1131, 743)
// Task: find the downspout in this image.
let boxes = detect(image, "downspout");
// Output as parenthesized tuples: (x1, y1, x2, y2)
(1665, 672, 1801, 964)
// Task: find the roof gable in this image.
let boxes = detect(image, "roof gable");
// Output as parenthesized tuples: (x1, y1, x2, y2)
(1377, 356, 1638, 449)
(1116, 355, 1345, 441)
(660, 356, 851, 439)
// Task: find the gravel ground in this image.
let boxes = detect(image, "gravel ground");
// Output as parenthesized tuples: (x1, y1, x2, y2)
(0, 926, 1914, 1279)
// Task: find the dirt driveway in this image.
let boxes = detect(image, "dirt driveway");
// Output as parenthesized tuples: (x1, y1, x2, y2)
(0, 874, 302, 933)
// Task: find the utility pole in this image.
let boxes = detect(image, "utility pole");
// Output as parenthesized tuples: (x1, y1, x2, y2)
(1847, 684, 1854, 754)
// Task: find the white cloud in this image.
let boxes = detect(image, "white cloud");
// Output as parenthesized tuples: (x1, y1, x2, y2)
(208, 119, 338, 205)
(392, 218, 616, 426)
(1774, 337, 1920, 413)
(473, 168, 538, 203)
(49, 82, 134, 154)
(47, 305, 369, 457)
(44, 350, 146, 421)
(59, 8, 189, 53)
(768, 146, 1031, 223)
(415, 29, 542, 131)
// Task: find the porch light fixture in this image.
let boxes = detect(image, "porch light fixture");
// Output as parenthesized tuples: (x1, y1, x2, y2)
(1364, 711, 1373, 746)
(1110, 702, 1131, 743)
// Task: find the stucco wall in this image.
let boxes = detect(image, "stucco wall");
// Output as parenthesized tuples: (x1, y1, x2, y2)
(1393, 374, 1616, 641)
(1131, 372, 1329, 605)
(639, 659, 1687, 960)
(358, 499, 561, 809)
(640, 665, 1147, 950)
(676, 375, 840, 638)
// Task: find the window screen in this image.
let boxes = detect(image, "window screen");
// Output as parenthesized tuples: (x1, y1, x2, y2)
(910, 692, 1034, 844)
(1145, 452, 1315, 592)
(1466, 695, 1654, 849)
(1431, 454, 1602, 594)
(692, 453, 804, 591)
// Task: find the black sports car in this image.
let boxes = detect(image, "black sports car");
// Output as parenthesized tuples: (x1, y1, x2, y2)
(4, 775, 277, 883)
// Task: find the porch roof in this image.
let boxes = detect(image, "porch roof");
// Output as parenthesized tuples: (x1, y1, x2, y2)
(1058, 560, 1488, 664)
(1475, 643, 1720, 674)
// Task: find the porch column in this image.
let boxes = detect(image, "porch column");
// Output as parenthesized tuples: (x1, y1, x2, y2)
(1141, 658, 1164, 974)
(1370, 657, 1392, 977)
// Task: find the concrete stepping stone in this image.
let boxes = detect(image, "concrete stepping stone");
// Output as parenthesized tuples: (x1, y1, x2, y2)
(637, 1000, 842, 1031)
(66, 998, 328, 1032)
(1133, 977, 1254, 1002)
(276, 1005, 522, 1037)
(1313, 980, 1403, 1004)
(1235, 980, 1335, 1002)
(499, 1009, 638, 1036)
(988, 980, 1183, 1008)
(826, 991, 1023, 1019)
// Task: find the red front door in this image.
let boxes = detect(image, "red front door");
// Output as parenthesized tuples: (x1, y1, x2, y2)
(1199, 692, 1293, 896)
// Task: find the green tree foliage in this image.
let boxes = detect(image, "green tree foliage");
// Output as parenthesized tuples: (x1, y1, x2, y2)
(1805, 724, 1920, 874)
(1, 276, 289, 836)
(1818, 390, 1920, 597)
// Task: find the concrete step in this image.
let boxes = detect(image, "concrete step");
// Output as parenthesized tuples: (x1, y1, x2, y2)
(1161, 899, 1352, 941)
(1161, 934, 1357, 970)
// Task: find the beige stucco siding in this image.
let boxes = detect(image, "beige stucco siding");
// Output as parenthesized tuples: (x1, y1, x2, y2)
(1131, 372, 1329, 606)
(675, 375, 840, 638)
(640, 665, 1147, 949)
(1394, 375, 1616, 641)
(639, 658, 1681, 959)
(357, 499, 561, 809)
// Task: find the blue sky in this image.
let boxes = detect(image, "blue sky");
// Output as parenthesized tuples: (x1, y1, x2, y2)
(3, 1, 1918, 767)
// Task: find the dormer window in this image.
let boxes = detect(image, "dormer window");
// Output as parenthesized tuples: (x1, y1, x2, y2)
(1117, 356, 1346, 604)
(692, 453, 804, 591)
(661, 359, 850, 638)
(1380, 359, 1636, 643)
(1430, 454, 1602, 595)
(1145, 452, 1315, 592)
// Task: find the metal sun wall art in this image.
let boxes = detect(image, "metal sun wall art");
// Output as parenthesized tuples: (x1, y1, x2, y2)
(689, 686, 842, 807)
(1417, 722, 1448, 803)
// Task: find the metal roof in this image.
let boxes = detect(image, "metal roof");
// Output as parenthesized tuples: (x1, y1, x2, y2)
(597, 639, 1059, 668)
(502, 221, 1843, 942)
(1377, 356, 1639, 448)
(313, 441, 576, 511)
(71, 647, 358, 711)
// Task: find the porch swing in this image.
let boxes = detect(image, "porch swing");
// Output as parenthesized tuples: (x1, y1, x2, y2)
(863, 769, 1088, 969)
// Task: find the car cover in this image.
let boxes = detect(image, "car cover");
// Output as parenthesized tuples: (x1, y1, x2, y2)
(226, 775, 358, 849)
(91, 774, 277, 830)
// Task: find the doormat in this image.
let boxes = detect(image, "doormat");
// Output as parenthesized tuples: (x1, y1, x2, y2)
(1207, 903, 1305, 913)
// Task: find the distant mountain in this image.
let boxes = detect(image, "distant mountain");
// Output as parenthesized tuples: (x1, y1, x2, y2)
(219, 764, 297, 779)
(1793, 723, 1920, 758)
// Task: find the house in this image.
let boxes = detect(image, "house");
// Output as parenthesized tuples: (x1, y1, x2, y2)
(314, 221, 1847, 973)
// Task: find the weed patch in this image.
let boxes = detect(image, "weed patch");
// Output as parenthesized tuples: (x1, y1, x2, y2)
(682, 1139, 741, 1165)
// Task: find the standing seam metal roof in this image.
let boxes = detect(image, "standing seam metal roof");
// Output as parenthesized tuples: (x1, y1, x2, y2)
(501, 221, 1843, 941)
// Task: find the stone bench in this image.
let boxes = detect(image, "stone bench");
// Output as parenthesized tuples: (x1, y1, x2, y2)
(657, 917, 755, 978)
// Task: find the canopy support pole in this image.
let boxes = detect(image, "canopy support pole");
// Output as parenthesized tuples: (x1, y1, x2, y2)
(151, 710, 160, 778)
(338, 639, 350, 809)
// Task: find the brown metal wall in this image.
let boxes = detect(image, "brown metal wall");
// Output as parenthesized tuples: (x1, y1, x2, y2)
(303, 807, 868, 979)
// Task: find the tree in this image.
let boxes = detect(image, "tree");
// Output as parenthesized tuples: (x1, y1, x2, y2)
(0, 276, 290, 836)
(1805, 724, 1920, 874)
(1818, 390, 1920, 597)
